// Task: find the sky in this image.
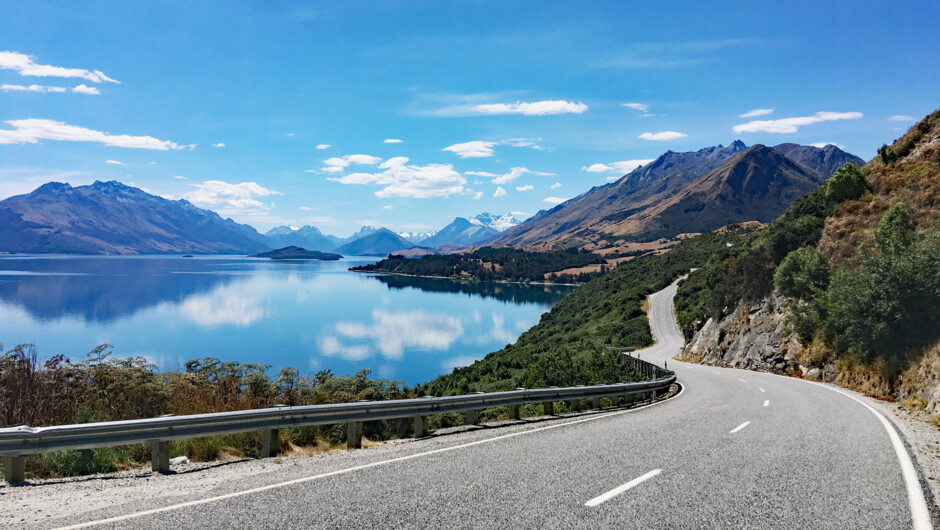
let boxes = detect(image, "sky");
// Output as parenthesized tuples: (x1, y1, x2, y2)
(0, 1, 938, 237)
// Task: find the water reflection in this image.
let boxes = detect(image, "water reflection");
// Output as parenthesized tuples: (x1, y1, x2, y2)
(368, 274, 575, 305)
(0, 256, 571, 385)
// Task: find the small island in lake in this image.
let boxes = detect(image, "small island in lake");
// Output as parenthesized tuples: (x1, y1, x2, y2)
(252, 246, 343, 260)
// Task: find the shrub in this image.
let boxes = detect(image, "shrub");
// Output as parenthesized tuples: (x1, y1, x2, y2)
(824, 163, 867, 203)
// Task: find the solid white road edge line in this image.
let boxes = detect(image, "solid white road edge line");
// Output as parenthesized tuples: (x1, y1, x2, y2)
(711, 371, 720, 375)
(763, 400, 769, 407)
(797, 379, 933, 530)
(57, 384, 686, 530)
(729, 421, 751, 434)
(585, 469, 662, 507)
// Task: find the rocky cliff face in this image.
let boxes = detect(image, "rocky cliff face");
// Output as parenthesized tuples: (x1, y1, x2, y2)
(683, 292, 802, 373)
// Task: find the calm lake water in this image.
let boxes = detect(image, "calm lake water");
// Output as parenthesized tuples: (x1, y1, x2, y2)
(0, 255, 573, 385)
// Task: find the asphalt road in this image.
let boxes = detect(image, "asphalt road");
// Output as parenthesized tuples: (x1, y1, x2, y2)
(30, 279, 937, 529)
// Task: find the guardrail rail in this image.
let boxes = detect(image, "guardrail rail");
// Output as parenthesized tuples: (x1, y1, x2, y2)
(1, 351, 675, 484)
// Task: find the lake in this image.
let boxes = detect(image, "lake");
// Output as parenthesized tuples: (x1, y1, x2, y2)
(0, 255, 574, 385)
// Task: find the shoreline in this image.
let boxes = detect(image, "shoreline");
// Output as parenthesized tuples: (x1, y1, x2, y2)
(349, 269, 583, 287)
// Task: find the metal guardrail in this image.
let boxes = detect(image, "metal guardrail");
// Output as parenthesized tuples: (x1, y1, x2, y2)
(1, 355, 675, 484)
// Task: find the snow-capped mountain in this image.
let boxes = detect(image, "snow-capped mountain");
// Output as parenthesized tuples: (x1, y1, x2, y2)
(471, 212, 521, 232)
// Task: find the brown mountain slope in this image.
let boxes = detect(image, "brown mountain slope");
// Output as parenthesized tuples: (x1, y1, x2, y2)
(626, 145, 827, 240)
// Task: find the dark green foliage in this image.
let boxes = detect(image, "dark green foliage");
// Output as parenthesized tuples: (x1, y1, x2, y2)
(879, 144, 898, 165)
(351, 246, 608, 283)
(774, 248, 830, 300)
(422, 228, 755, 395)
(876, 203, 915, 255)
(824, 163, 867, 203)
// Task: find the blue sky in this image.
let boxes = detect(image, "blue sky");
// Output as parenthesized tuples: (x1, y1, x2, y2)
(0, 1, 937, 237)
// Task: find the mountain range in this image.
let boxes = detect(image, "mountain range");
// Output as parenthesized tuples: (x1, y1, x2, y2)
(0, 181, 271, 255)
(491, 141, 863, 250)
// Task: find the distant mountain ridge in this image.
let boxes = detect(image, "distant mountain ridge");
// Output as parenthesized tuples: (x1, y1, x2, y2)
(333, 228, 416, 256)
(0, 181, 272, 255)
(491, 141, 863, 249)
(265, 225, 341, 252)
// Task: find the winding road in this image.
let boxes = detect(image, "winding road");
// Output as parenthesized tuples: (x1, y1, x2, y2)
(10, 279, 937, 529)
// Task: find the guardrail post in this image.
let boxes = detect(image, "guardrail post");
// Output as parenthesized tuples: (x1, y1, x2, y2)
(542, 401, 554, 416)
(346, 421, 363, 450)
(508, 404, 520, 420)
(414, 415, 427, 438)
(151, 441, 170, 473)
(261, 428, 279, 458)
(465, 409, 480, 425)
(3, 456, 24, 483)
(592, 396, 602, 409)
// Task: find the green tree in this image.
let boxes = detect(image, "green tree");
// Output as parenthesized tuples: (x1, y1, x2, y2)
(824, 163, 867, 203)
(774, 248, 830, 300)
(875, 203, 914, 255)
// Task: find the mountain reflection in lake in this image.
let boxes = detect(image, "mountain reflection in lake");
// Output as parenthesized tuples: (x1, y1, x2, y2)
(0, 255, 574, 385)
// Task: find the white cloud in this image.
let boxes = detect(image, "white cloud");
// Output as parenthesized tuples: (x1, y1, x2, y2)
(809, 142, 845, 149)
(550, 182, 562, 189)
(469, 99, 588, 116)
(382, 205, 393, 210)
(583, 159, 654, 174)
(72, 84, 100, 95)
(173, 175, 186, 180)
(212, 142, 225, 148)
(639, 131, 687, 141)
(503, 137, 545, 150)
(466, 171, 498, 177)
(180, 287, 264, 327)
(0, 51, 119, 83)
(1, 83, 67, 93)
(583, 163, 613, 173)
(320, 154, 382, 172)
(532, 171, 556, 176)
(622, 102, 649, 112)
(328, 156, 466, 199)
(543, 197, 568, 205)
(442, 355, 478, 371)
(443, 140, 496, 158)
(493, 167, 530, 185)
(300, 206, 313, 211)
(182, 180, 282, 211)
(733, 111, 863, 134)
(739, 108, 773, 118)
(317, 335, 371, 361)
(516, 184, 534, 192)
(105, 159, 124, 166)
(316, 144, 331, 149)
(472, 191, 484, 199)
(493, 187, 507, 198)
(889, 115, 916, 122)
(384, 138, 403, 143)
(0, 119, 191, 150)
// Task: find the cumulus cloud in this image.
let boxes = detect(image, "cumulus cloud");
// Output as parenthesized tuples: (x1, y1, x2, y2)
(72, 84, 100, 95)
(212, 142, 225, 148)
(889, 115, 916, 122)
(584, 159, 655, 174)
(639, 131, 687, 141)
(0, 51, 119, 83)
(622, 102, 649, 112)
(739, 108, 773, 118)
(516, 184, 534, 192)
(493, 167, 530, 185)
(809, 142, 845, 149)
(472, 191, 484, 199)
(466, 100, 588, 116)
(443, 140, 496, 158)
(733, 111, 863, 134)
(550, 182, 562, 189)
(493, 187, 507, 198)
(328, 156, 466, 199)
(320, 154, 382, 172)
(583, 163, 613, 173)
(316, 144, 331, 149)
(465, 170, 498, 177)
(0, 119, 191, 150)
(384, 138, 403, 143)
(543, 196, 568, 204)
(105, 160, 124, 166)
(182, 180, 282, 211)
